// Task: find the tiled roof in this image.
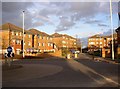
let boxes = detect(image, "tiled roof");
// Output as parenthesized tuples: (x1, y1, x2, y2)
(89, 35, 102, 38)
(89, 33, 117, 38)
(52, 33, 76, 39)
(29, 29, 50, 36)
(1, 23, 33, 34)
(51, 33, 62, 37)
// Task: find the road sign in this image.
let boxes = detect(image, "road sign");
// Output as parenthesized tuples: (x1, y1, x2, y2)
(7, 46, 12, 53)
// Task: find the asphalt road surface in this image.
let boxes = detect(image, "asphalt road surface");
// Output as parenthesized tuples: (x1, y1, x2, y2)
(2, 54, 119, 87)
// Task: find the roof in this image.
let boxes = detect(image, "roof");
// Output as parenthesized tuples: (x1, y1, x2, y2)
(52, 33, 76, 39)
(89, 33, 117, 39)
(28, 29, 50, 36)
(0, 23, 33, 34)
(115, 26, 120, 32)
(89, 34, 102, 38)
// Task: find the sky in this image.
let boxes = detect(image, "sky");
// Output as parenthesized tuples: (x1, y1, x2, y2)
(1, 0, 119, 47)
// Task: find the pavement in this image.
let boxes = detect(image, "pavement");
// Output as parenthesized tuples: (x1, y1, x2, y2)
(81, 53, 119, 65)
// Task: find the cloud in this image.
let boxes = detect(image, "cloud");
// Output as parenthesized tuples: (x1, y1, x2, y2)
(98, 23, 108, 27)
(2, 2, 118, 31)
(84, 19, 101, 24)
(55, 16, 75, 32)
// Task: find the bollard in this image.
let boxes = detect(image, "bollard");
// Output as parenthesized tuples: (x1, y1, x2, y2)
(67, 54, 71, 59)
(74, 53, 78, 58)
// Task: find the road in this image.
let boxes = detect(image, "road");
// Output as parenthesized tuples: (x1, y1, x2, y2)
(2, 53, 119, 87)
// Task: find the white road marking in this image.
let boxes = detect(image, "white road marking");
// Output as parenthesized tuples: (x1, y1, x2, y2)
(67, 59, 119, 86)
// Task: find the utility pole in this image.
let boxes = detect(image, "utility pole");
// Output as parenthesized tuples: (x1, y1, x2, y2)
(81, 41, 82, 53)
(109, 0, 114, 60)
(22, 11, 25, 58)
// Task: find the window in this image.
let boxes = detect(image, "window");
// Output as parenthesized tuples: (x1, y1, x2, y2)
(37, 35, 40, 38)
(42, 43, 45, 46)
(47, 37, 49, 40)
(74, 43, 76, 45)
(28, 42, 31, 46)
(20, 32, 22, 36)
(43, 37, 46, 39)
(51, 44, 53, 46)
(48, 43, 50, 46)
(62, 41, 66, 44)
(28, 35, 31, 38)
(11, 31, 14, 35)
(100, 42, 102, 44)
(50, 37, 52, 40)
(38, 43, 41, 46)
(12, 40, 15, 42)
(16, 40, 20, 44)
(89, 42, 95, 45)
(16, 32, 18, 36)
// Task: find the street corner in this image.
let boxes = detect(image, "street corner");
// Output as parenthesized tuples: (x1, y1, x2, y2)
(2, 64, 63, 82)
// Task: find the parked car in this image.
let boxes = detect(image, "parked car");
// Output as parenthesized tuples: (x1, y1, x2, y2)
(71, 50, 80, 54)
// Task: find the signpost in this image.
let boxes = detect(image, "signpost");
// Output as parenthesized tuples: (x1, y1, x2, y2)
(4, 46, 14, 66)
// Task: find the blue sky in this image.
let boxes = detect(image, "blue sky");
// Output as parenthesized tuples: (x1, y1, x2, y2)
(2, 1, 119, 47)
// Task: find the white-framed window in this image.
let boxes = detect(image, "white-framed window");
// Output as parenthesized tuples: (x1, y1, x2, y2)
(16, 32, 18, 36)
(100, 42, 102, 44)
(28, 42, 31, 46)
(48, 43, 50, 46)
(38, 43, 41, 46)
(89, 42, 95, 45)
(44, 37, 46, 39)
(51, 43, 53, 46)
(12, 39, 15, 43)
(63, 45, 66, 47)
(74, 43, 76, 45)
(62, 41, 66, 44)
(50, 37, 52, 40)
(42, 43, 45, 46)
(16, 40, 20, 44)
(28, 34, 31, 38)
(20, 32, 22, 36)
(107, 38, 111, 40)
(11, 31, 14, 35)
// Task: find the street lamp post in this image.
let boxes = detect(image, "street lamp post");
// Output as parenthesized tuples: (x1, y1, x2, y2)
(109, 0, 114, 60)
(81, 41, 82, 53)
(22, 11, 25, 58)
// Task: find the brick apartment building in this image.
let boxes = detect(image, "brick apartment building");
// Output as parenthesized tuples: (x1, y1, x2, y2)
(52, 33, 77, 50)
(88, 33, 117, 58)
(28, 29, 55, 53)
(0, 23, 78, 56)
(0, 23, 33, 54)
